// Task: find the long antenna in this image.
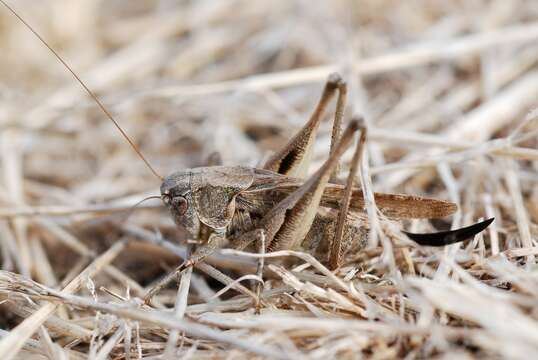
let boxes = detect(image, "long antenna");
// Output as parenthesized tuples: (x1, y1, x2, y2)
(121, 195, 163, 224)
(1, 0, 164, 181)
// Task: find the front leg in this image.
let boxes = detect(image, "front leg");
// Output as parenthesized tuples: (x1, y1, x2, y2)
(143, 227, 267, 305)
(144, 231, 227, 304)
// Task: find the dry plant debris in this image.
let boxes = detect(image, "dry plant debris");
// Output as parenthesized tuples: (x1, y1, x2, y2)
(1, 1, 538, 359)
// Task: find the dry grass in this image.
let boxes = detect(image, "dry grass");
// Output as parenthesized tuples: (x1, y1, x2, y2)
(1, 0, 538, 359)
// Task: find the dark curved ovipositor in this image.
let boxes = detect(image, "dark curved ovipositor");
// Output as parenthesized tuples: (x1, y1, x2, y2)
(402, 218, 495, 246)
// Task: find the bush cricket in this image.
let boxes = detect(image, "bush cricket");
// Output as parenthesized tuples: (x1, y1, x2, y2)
(2, 1, 494, 307)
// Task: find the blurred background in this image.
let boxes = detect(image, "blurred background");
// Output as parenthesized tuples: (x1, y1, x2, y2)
(2, 1, 538, 179)
(2, 0, 538, 235)
(1, 1, 538, 358)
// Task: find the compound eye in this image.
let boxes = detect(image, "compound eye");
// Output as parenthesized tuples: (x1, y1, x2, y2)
(171, 196, 188, 216)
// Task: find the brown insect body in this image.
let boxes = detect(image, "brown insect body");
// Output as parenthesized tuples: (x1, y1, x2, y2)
(160, 164, 458, 253)
(152, 71, 494, 294)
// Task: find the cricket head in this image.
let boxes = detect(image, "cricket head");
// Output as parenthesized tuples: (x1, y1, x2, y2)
(161, 170, 199, 237)
(160, 166, 254, 238)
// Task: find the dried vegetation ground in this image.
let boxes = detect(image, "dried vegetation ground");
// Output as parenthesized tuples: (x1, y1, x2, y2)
(1, 1, 538, 359)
